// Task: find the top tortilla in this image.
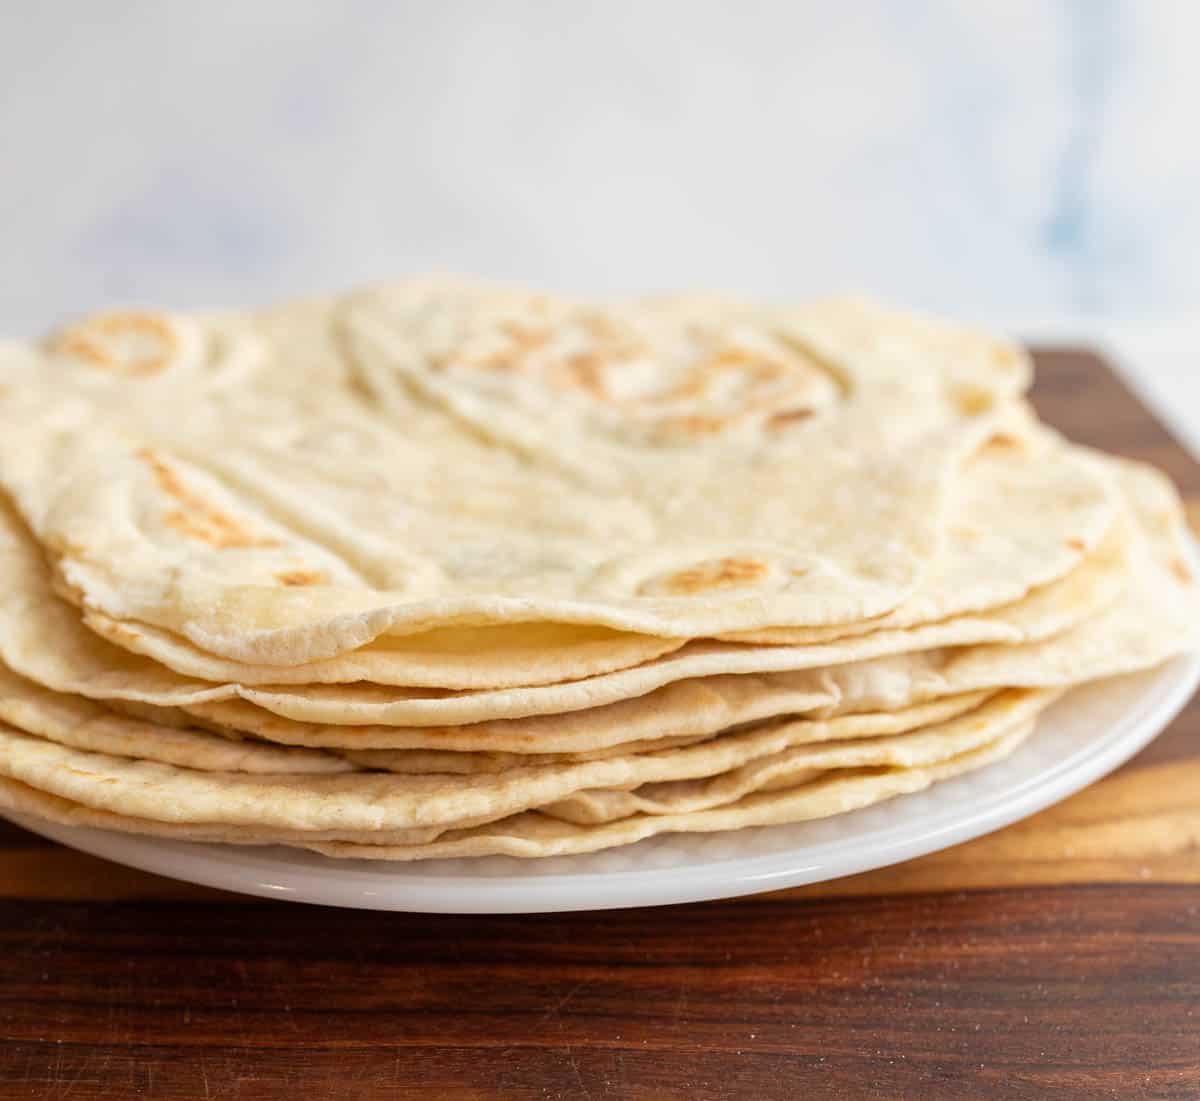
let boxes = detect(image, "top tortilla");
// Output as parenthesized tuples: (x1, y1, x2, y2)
(0, 283, 1028, 667)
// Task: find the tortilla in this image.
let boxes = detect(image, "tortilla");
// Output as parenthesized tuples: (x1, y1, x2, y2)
(0, 479, 1116, 735)
(74, 424, 1112, 691)
(0, 287, 1029, 668)
(345, 691, 990, 775)
(720, 426, 1114, 644)
(540, 689, 1056, 824)
(0, 709, 1039, 853)
(181, 508, 1123, 739)
(305, 723, 1037, 860)
(0, 693, 1030, 833)
(0, 664, 352, 774)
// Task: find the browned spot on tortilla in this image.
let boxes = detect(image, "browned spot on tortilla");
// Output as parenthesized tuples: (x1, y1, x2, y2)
(137, 449, 279, 550)
(582, 314, 619, 339)
(499, 321, 549, 351)
(652, 556, 770, 596)
(137, 448, 190, 500)
(564, 353, 608, 399)
(659, 371, 709, 403)
(276, 569, 324, 587)
(1066, 538, 1086, 552)
(54, 312, 179, 377)
(987, 432, 1023, 450)
(164, 510, 278, 550)
(686, 351, 827, 421)
(707, 348, 761, 369)
(953, 385, 995, 417)
(768, 407, 814, 429)
(659, 414, 726, 437)
(951, 525, 980, 541)
(470, 351, 521, 372)
(1171, 557, 1193, 584)
(427, 300, 845, 449)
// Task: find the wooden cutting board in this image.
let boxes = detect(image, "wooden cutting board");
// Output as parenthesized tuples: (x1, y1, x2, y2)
(3, 349, 1199, 1100)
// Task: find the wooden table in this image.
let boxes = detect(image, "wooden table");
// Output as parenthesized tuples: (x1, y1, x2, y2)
(3, 350, 1199, 1100)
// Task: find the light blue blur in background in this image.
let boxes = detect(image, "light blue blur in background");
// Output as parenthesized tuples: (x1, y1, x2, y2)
(2, 1, 1196, 334)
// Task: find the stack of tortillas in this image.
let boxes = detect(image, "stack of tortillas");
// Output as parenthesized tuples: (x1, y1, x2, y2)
(0, 279, 1194, 861)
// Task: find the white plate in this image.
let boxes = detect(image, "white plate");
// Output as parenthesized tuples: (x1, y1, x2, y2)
(7, 654, 1198, 912)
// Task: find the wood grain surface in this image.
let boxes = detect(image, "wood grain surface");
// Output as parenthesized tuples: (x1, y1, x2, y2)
(1, 349, 1199, 1100)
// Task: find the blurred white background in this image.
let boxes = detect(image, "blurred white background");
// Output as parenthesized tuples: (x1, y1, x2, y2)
(1, 1, 1198, 338)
